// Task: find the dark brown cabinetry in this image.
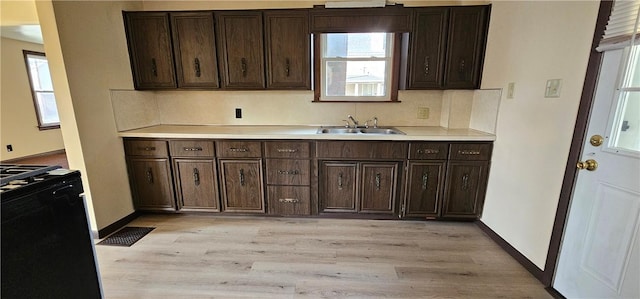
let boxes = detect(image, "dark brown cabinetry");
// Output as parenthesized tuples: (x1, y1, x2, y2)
(317, 141, 405, 216)
(441, 143, 492, 219)
(265, 141, 312, 216)
(171, 12, 220, 88)
(264, 10, 311, 89)
(124, 139, 176, 211)
(216, 11, 265, 89)
(406, 5, 489, 89)
(124, 12, 177, 89)
(216, 141, 265, 213)
(170, 140, 219, 212)
(403, 142, 448, 218)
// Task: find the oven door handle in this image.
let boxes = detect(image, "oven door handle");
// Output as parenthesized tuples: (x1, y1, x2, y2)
(52, 185, 75, 196)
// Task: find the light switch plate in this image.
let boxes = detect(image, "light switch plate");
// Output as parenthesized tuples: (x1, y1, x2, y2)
(545, 79, 562, 98)
(507, 82, 515, 99)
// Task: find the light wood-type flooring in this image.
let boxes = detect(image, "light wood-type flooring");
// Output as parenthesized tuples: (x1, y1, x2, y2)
(95, 214, 552, 298)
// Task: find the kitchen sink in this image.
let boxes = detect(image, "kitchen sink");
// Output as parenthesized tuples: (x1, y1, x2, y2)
(316, 126, 405, 135)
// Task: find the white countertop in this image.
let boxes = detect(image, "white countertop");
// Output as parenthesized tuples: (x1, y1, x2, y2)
(118, 125, 495, 141)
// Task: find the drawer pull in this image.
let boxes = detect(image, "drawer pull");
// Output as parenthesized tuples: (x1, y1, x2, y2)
(279, 198, 300, 203)
(137, 146, 156, 151)
(375, 173, 381, 190)
(229, 148, 249, 152)
(458, 150, 481, 155)
(422, 172, 429, 190)
(462, 173, 470, 191)
(276, 148, 298, 153)
(239, 169, 245, 186)
(193, 168, 200, 186)
(183, 147, 203, 151)
(278, 170, 299, 175)
(338, 172, 343, 190)
(146, 168, 154, 184)
(417, 149, 439, 154)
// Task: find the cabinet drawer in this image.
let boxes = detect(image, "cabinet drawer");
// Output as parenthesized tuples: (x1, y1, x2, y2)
(169, 140, 215, 157)
(266, 159, 310, 185)
(264, 141, 310, 158)
(449, 143, 492, 161)
(316, 141, 407, 159)
(124, 139, 168, 157)
(216, 141, 262, 158)
(267, 186, 310, 216)
(408, 142, 448, 160)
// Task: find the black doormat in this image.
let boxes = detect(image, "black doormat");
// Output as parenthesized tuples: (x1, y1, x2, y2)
(97, 227, 155, 247)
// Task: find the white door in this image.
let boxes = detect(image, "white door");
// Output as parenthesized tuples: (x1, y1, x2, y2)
(554, 48, 640, 298)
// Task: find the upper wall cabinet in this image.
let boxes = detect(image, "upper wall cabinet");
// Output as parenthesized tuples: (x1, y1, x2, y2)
(124, 12, 177, 89)
(406, 5, 490, 90)
(216, 11, 266, 89)
(264, 10, 311, 90)
(171, 12, 220, 88)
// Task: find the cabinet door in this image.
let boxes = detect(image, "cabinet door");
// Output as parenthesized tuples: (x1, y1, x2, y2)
(442, 161, 489, 219)
(264, 10, 311, 89)
(174, 159, 219, 212)
(128, 158, 175, 211)
(216, 11, 265, 89)
(219, 159, 265, 213)
(404, 161, 445, 217)
(123, 12, 176, 89)
(407, 8, 448, 89)
(320, 162, 357, 213)
(443, 6, 489, 89)
(171, 12, 220, 88)
(359, 163, 398, 214)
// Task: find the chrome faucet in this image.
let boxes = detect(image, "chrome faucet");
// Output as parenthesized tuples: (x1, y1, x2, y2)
(347, 115, 359, 128)
(365, 116, 378, 128)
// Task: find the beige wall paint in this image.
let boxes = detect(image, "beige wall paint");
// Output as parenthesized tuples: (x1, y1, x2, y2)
(36, 0, 143, 232)
(0, 1, 38, 26)
(0, 37, 64, 160)
(480, 1, 599, 269)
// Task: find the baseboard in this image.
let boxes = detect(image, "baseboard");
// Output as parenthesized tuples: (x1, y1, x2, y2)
(545, 287, 566, 299)
(475, 220, 545, 282)
(1, 149, 66, 163)
(97, 211, 139, 239)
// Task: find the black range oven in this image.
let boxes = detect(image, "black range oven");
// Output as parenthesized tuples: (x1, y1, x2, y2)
(1, 164, 102, 298)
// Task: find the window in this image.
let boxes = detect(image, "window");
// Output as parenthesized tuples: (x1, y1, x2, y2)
(609, 45, 640, 153)
(316, 33, 398, 102)
(23, 51, 60, 129)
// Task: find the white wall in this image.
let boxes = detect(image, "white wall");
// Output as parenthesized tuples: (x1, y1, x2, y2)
(0, 37, 65, 160)
(480, 1, 599, 269)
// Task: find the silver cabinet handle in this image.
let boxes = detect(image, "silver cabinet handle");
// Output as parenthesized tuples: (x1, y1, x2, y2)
(279, 198, 299, 203)
(194, 57, 201, 77)
(285, 58, 290, 77)
(151, 58, 157, 77)
(229, 148, 249, 152)
(146, 168, 154, 184)
(417, 149, 439, 155)
(375, 173, 381, 191)
(137, 146, 156, 151)
(241, 58, 247, 77)
(458, 150, 481, 155)
(278, 170, 299, 175)
(277, 148, 298, 153)
(193, 168, 200, 186)
(424, 56, 430, 76)
(422, 172, 428, 190)
(183, 147, 203, 151)
(462, 173, 470, 191)
(459, 59, 466, 74)
(239, 169, 245, 186)
(338, 172, 343, 190)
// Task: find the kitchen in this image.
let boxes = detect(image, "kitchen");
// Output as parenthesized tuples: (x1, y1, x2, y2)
(2, 0, 634, 297)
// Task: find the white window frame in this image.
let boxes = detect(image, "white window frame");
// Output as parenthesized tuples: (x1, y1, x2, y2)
(319, 33, 395, 102)
(23, 50, 60, 130)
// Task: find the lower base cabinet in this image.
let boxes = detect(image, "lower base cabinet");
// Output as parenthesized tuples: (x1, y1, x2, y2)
(219, 159, 265, 213)
(173, 159, 220, 212)
(319, 161, 399, 215)
(441, 161, 489, 219)
(404, 161, 445, 218)
(128, 158, 176, 211)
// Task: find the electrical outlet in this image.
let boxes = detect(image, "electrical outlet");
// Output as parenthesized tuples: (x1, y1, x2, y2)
(235, 108, 242, 119)
(6, 144, 13, 152)
(417, 107, 430, 119)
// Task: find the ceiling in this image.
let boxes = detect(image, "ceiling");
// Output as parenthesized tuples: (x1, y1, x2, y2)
(1, 0, 43, 44)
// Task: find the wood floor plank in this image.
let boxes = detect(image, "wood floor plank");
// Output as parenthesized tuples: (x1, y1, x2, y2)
(95, 214, 551, 298)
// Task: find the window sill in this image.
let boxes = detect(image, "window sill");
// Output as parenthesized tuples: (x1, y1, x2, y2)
(38, 125, 61, 131)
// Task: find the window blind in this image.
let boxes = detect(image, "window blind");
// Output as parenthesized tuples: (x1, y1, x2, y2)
(597, 0, 640, 51)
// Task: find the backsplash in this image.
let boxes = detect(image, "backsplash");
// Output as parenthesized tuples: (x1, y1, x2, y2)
(111, 89, 500, 133)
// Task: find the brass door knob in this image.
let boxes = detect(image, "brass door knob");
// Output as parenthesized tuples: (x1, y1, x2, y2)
(576, 159, 598, 171)
(590, 135, 604, 147)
